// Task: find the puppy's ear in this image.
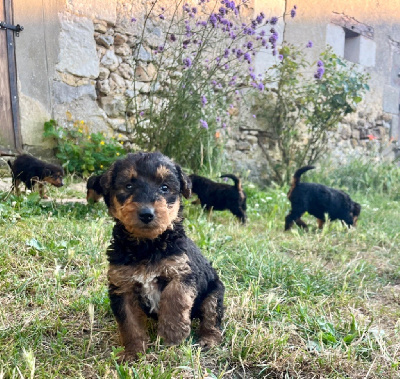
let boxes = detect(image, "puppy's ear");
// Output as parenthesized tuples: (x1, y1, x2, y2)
(175, 164, 192, 199)
(43, 168, 51, 177)
(99, 165, 114, 195)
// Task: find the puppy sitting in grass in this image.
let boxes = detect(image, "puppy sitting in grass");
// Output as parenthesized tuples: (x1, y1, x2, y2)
(100, 152, 225, 361)
(285, 166, 361, 230)
(8, 154, 64, 198)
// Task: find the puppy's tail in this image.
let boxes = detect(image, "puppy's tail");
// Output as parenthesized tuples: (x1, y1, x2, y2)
(288, 166, 315, 199)
(220, 174, 242, 191)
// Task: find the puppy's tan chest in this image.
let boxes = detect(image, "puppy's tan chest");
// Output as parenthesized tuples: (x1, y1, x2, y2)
(108, 254, 192, 313)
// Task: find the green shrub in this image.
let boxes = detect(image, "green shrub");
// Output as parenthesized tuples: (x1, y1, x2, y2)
(43, 119, 126, 177)
(253, 46, 370, 185)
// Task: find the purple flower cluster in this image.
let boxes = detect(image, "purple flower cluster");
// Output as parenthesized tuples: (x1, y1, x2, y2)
(270, 17, 278, 25)
(183, 57, 192, 68)
(200, 119, 208, 129)
(314, 60, 325, 79)
(306, 40, 313, 48)
(291, 5, 297, 18)
(201, 95, 207, 106)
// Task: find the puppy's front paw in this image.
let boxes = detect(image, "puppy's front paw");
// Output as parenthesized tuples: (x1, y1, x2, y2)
(158, 319, 191, 345)
(198, 330, 222, 350)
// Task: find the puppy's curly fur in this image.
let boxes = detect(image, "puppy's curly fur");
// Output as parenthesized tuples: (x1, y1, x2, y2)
(285, 166, 361, 230)
(189, 174, 247, 223)
(8, 154, 64, 198)
(101, 152, 225, 361)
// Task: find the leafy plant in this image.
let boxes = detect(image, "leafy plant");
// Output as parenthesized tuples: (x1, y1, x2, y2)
(43, 119, 126, 176)
(253, 46, 370, 185)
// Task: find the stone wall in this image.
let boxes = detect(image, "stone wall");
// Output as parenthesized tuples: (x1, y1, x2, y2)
(12, 0, 400, 181)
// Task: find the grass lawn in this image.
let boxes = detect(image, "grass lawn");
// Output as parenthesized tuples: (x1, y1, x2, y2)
(1, 167, 400, 378)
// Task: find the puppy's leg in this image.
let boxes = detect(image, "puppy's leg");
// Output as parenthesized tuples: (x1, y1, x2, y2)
(295, 218, 308, 229)
(207, 207, 213, 223)
(109, 289, 149, 361)
(316, 218, 325, 229)
(285, 210, 305, 231)
(13, 179, 21, 196)
(198, 280, 224, 349)
(38, 183, 48, 199)
(157, 280, 196, 345)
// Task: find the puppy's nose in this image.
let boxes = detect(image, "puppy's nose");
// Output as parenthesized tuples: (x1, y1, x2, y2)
(139, 207, 155, 224)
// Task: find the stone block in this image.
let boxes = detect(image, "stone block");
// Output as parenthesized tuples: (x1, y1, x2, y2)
(359, 37, 376, 67)
(98, 67, 110, 80)
(115, 43, 131, 56)
(339, 124, 351, 139)
(96, 35, 114, 48)
(390, 114, 400, 141)
(94, 20, 107, 33)
(383, 85, 400, 114)
(134, 64, 156, 82)
(351, 129, 360, 140)
(118, 63, 134, 79)
(53, 81, 96, 104)
(57, 13, 99, 79)
(110, 73, 126, 88)
(109, 118, 128, 132)
(97, 80, 111, 95)
(100, 95, 127, 118)
(114, 33, 128, 46)
(101, 50, 120, 71)
(237, 141, 251, 151)
(326, 24, 345, 57)
(135, 45, 153, 62)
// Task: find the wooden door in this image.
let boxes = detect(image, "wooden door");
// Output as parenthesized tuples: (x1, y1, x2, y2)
(0, 0, 21, 155)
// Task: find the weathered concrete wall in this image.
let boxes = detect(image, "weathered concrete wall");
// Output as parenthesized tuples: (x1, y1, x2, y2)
(283, 0, 400, 151)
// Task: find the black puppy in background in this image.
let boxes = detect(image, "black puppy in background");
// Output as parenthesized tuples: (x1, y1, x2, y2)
(285, 166, 361, 230)
(86, 174, 104, 203)
(8, 154, 64, 198)
(189, 174, 247, 224)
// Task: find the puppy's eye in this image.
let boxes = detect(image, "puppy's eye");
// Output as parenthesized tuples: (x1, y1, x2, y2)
(160, 184, 168, 193)
(126, 183, 133, 190)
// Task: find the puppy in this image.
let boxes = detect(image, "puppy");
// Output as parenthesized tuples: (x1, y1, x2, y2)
(86, 174, 103, 203)
(101, 152, 225, 360)
(189, 174, 247, 223)
(285, 166, 361, 230)
(8, 154, 64, 198)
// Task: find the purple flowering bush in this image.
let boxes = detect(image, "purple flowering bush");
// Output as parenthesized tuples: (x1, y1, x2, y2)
(254, 46, 370, 184)
(128, 0, 287, 171)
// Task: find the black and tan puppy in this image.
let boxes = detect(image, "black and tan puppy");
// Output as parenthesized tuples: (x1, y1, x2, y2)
(189, 174, 247, 223)
(100, 152, 225, 361)
(285, 166, 361, 230)
(86, 174, 104, 203)
(8, 154, 64, 198)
